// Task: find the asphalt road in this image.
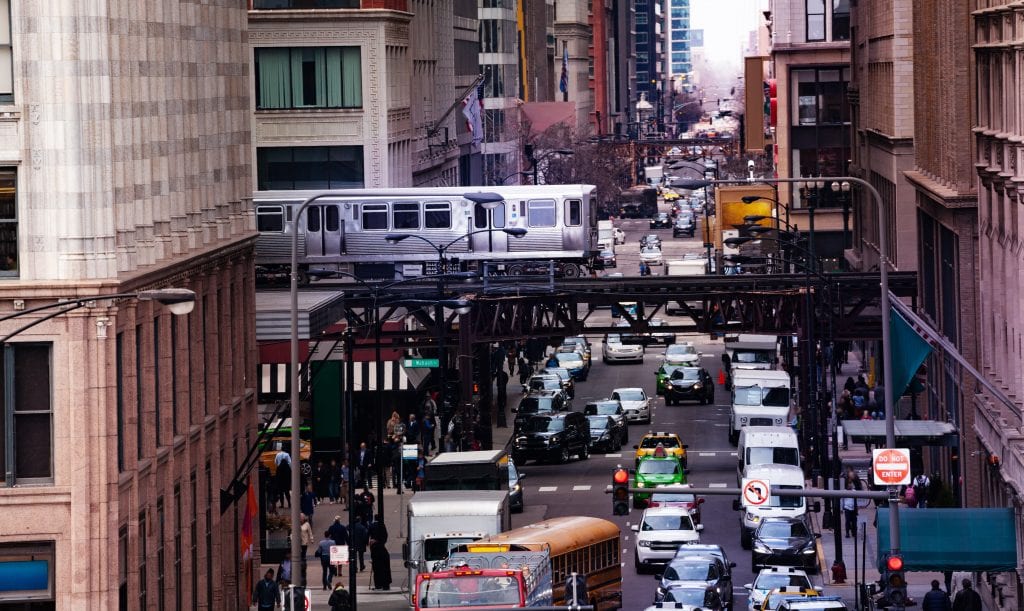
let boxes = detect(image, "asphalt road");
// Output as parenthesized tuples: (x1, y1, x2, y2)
(506, 209, 824, 609)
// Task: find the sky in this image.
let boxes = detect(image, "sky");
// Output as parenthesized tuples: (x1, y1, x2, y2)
(689, 0, 762, 97)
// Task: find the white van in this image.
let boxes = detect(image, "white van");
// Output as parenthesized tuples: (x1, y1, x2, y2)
(728, 369, 792, 445)
(736, 426, 800, 484)
(734, 463, 809, 549)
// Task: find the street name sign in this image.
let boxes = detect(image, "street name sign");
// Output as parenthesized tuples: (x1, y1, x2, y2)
(403, 358, 440, 368)
(872, 448, 911, 486)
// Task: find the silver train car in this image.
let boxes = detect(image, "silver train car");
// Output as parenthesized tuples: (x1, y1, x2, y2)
(253, 185, 600, 283)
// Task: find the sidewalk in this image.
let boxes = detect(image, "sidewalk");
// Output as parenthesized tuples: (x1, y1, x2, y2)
(809, 355, 950, 608)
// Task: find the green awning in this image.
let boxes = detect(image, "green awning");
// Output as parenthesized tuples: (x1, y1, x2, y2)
(876, 508, 1017, 572)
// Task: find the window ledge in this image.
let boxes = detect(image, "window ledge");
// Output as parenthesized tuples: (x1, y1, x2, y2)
(0, 107, 19, 121)
(0, 485, 70, 504)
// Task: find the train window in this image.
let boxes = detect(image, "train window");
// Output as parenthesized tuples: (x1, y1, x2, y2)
(307, 207, 321, 232)
(325, 206, 340, 231)
(392, 202, 420, 230)
(424, 202, 451, 229)
(256, 206, 284, 232)
(527, 199, 556, 227)
(491, 203, 505, 228)
(566, 199, 582, 226)
(361, 203, 388, 230)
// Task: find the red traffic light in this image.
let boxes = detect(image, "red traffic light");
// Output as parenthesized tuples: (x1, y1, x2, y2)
(613, 469, 629, 484)
(886, 555, 904, 572)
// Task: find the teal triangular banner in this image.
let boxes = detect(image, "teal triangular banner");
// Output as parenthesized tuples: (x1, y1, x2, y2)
(888, 308, 933, 407)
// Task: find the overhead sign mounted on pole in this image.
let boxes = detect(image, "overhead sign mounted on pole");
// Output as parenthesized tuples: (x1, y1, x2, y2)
(741, 478, 771, 507)
(872, 448, 911, 486)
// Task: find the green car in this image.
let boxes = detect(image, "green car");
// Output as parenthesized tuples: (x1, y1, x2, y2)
(654, 362, 686, 395)
(633, 455, 687, 508)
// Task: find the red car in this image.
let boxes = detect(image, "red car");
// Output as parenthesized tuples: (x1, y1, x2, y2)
(647, 485, 705, 523)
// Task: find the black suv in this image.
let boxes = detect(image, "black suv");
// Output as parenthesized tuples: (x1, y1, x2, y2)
(655, 553, 734, 607)
(673, 214, 696, 238)
(512, 412, 591, 464)
(650, 212, 673, 229)
(513, 390, 569, 431)
(751, 516, 820, 572)
(664, 367, 715, 405)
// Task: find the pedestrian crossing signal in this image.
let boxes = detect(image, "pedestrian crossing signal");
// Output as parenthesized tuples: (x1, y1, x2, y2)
(612, 467, 630, 516)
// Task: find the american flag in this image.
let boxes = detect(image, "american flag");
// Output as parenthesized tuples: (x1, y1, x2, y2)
(559, 45, 569, 95)
(462, 82, 485, 146)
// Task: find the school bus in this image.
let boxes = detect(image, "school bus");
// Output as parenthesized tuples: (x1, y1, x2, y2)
(455, 516, 622, 610)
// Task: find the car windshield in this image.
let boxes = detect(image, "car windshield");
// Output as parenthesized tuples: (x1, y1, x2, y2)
(734, 350, 774, 364)
(605, 334, 623, 344)
(733, 385, 791, 407)
(528, 378, 559, 391)
(638, 459, 682, 475)
(771, 485, 805, 509)
(754, 574, 813, 592)
(642, 514, 694, 531)
(664, 588, 708, 606)
(543, 368, 570, 381)
(760, 520, 810, 539)
(668, 345, 698, 356)
(641, 437, 679, 449)
(524, 417, 564, 433)
(418, 576, 521, 607)
(556, 352, 581, 364)
(641, 247, 661, 254)
(600, 250, 614, 257)
(748, 447, 800, 467)
(517, 397, 553, 413)
(587, 416, 611, 429)
(764, 592, 813, 610)
(660, 365, 684, 377)
(665, 561, 714, 581)
(585, 402, 619, 415)
(651, 492, 696, 503)
(616, 390, 644, 401)
(670, 369, 701, 381)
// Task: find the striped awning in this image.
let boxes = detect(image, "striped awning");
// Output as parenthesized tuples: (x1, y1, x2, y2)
(259, 360, 415, 399)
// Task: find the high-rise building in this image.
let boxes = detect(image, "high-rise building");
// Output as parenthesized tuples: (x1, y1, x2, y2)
(0, 0, 257, 608)
(634, 0, 663, 130)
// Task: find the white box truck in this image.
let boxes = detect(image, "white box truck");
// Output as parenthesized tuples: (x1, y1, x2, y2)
(733, 463, 814, 549)
(728, 369, 792, 445)
(723, 334, 780, 388)
(665, 258, 707, 314)
(736, 425, 801, 484)
(403, 490, 511, 596)
(597, 220, 615, 251)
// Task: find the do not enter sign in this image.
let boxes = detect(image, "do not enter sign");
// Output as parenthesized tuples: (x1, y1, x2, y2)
(872, 448, 911, 486)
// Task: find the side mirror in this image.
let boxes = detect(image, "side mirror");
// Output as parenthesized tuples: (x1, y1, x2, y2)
(743, 584, 753, 591)
(682, 444, 689, 449)
(403, 559, 419, 569)
(697, 498, 706, 505)
(814, 533, 822, 539)
(511, 407, 518, 413)
(730, 561, 737, 568)
(633, 445, 640, 450)
(696, 524, 704, 531)
(518, 472, 526, 479)
(732, 500, 742, 511)
(402, 543, 410, 561)
(630, 524, 639, 532)
(654, 574, 663, 580)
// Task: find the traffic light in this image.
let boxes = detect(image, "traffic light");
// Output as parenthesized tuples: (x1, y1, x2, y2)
(883, 553, 907, 609)
(612, 467, 630, 515)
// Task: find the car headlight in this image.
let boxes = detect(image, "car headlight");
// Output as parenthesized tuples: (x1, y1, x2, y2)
(752, 543, 771, 554)
(740, 417, 748, 424)
(745, 512, 760, 523)
(637, 540, 652, 547)
(775, 417, 784, 424)
(802, 545, 817, 554)
(512, 484, 521, 492)
(693, 383, 702, 389)
(636, 481, 646, 488)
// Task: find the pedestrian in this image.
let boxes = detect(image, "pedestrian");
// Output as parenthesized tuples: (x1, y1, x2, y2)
(351, 515, 369, 572)
(904, 484, 918, 508)
(841, 484, 858, 538)
(327, 459, 341, 503)
(277, 550, 293, 589)
(414, 451, 427, 491)
(496, 368, 509, 414)
(356, 442, 374, 488)
(314, 460, 329, 503)
(327, 515, 349, 546)
(518, 354, 531, 386)
(389, 436, 403, 489)
(357, 486, 375, 524)
(339, 459, 350, 508)
(368, 516, 389, 545)
(421, 414, 436, 456)
(300, 483, 317, 520)
(275, 450, 293, 508)
(546, 353, 558, 368)
(300, 513, 314, 568)
(639, 261, 650, 276)
(369, 537, 392, 590)
(952, 579, 982, 611)
(405, 414, 420, 445)
(913, 473, 931, 508)
(315, 530, 335, 591)
(328, 581, 353, 611)
(923, 579, 952, 611)
(252, 568, 280, 611)
(385, 410, 401, 439)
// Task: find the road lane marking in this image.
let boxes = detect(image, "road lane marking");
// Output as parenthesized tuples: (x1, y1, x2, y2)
(604, 453, 622, 458)
(709, 483, 728, 488)
(538, 486, 558, 492)
(573, 485, 592, 491)
(698, 452, 716, 457)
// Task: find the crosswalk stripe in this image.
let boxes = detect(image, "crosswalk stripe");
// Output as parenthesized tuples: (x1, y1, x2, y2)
(538, 486, 558, 492)
(573, 485, 592, 491)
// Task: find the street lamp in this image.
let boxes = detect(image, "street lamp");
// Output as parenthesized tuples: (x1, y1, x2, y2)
(636, 93, 653, 139)
(682, 175, 900, 566)
(384, 228, 526, 450)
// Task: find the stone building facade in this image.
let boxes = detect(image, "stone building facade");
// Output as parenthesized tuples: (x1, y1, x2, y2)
(0, 0, 257, 609)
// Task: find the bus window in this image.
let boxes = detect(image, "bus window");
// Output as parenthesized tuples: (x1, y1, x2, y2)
(361, 203, 388, 230)
(325, 206, 340, 231)
(566, 199, 582, 226)
(393, 202, 420, 230)
(256, 206, 284, 232)
(424, 202, 452, 228)
(527, 199, 556, 227)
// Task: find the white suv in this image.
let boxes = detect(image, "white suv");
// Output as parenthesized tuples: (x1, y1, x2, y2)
(612, 387, 651, 423)
(631, 507, 703, 573)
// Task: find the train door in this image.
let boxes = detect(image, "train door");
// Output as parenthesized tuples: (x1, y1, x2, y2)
(470, 201, 509, 253)
(304, 204, 342, 257)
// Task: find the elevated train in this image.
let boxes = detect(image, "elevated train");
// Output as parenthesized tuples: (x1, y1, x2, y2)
(253, 185, 600, 283)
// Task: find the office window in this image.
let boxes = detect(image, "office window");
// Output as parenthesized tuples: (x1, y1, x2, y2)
(116, 333, 125, 471)
(255, 47, 361, 109)
(0, 169, 17, 276)
(636, 13, 647, 25)
(424, 202, 452, 229)
(119, 526, 129, 611)
(0, 0, 10, 104)
(139, 510, 148, 610)
(793, 68, 850, 126)
(636, 32, 648, 44)
(135, 325, 144, 459)
(806, 0, 825, 41)
(832, 0, 850, 41)
(174, 484, 182, 610)
(0, 344, 53, 484)
(0, 542, 55, 604)
(153, 318, 160, 447)
(527, 199, 556, 227)
(156, 498, 165, 611)
(257, 146, 364, 190)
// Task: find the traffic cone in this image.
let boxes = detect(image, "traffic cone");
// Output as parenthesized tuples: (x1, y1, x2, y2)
(718, 370, 726, 386)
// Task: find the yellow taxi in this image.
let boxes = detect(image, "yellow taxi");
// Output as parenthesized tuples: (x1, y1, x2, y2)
(759, 587, 821, 611)
(662, 190, 681, 201)
(633, 431, 688, 469)
(259, 437, 312, 476)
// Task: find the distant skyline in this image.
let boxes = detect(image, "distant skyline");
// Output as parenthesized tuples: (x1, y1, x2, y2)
(691, 0, 761, 95)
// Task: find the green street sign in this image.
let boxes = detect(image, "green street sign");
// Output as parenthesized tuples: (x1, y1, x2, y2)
(403, 358, 440, 368)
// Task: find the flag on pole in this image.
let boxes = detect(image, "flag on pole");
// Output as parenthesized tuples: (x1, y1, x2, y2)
(888, 308, 933, 407)
(559, 45, 569, 94)
(461, 84, 484, 146)
(240, 478, 258, 596)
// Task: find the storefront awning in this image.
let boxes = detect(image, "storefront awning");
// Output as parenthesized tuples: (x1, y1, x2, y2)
(255, 290, 346, 341)
(840, 419, 959, 447)
(876, 508, 1018, 572)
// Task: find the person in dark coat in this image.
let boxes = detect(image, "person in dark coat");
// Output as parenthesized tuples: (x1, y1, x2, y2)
(351, 515, 370, 572)
(327, 515, 349, 546)
(923, 580, 952, 611)
(300, 483, 317, 520)
(369, 537, 392, 590)
(252, 568, 280, 611)
(368, 517, 389, 545)
(328, 582, 352, 611)
(952, 579, 982, 611)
